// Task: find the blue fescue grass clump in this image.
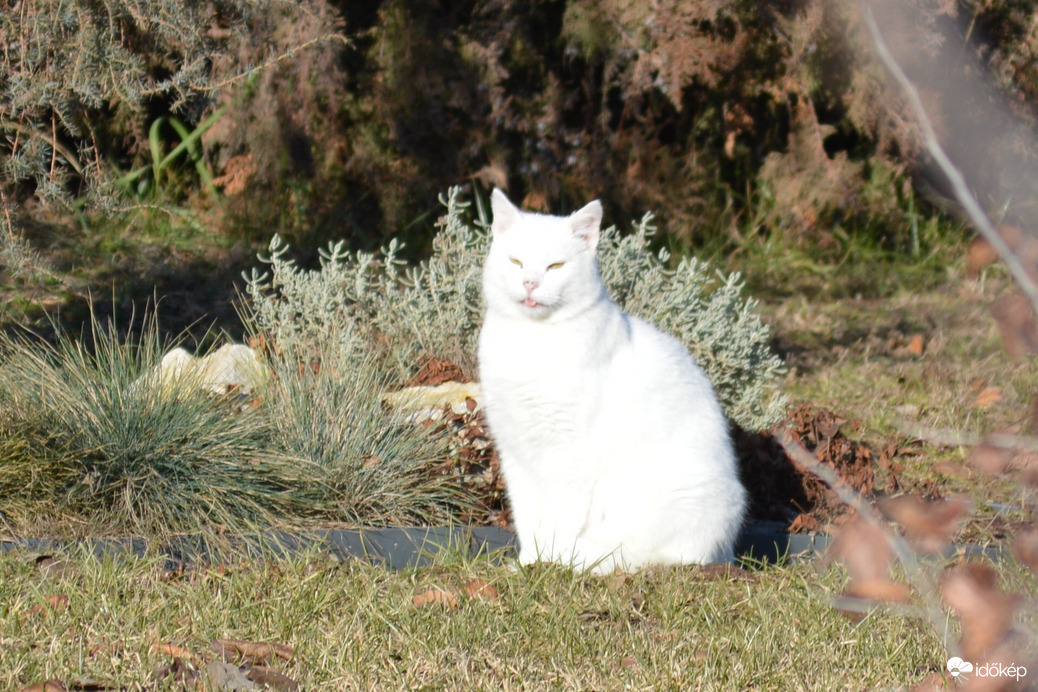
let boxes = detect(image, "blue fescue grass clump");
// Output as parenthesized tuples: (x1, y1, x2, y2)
(0, 311, 471, 543)
(0, 315, 304, 539)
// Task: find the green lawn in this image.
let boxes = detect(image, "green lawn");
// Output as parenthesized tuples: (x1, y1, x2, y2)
(3, 545, 980, 690)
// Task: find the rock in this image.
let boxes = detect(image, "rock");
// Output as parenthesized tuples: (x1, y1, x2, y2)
(132, 344, 268, 397)
(205, 661, 258, 690)
(383, 382, 483, 422)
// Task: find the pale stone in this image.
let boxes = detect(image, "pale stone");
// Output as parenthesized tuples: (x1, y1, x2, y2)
(383, 381, 482, 422)
(132, 344, 268, 396)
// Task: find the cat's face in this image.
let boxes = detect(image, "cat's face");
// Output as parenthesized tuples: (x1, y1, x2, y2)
(483, 189, 604, 321)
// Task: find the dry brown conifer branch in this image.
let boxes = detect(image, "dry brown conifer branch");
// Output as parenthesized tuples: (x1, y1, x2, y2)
(863, 6, 1038, 312)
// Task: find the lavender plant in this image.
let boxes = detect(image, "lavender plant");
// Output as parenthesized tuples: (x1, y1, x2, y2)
(244, 187, 786, 431)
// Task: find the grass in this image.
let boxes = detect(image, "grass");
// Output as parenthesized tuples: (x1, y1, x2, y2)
(3, 545, 996, 690)
(767, 265, 1038, 537)
(3, 189, 1037, 689)
(0, 311, 469, 545)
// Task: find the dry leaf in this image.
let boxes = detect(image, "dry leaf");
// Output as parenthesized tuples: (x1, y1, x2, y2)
(991, 291, 1038, 361)
(827, 517, 893, 585)
(973, 386, 1003, 409)
(942, 563, 1018, 658)
(412, 587, 459, 609)
(1013, 526, 1038, 574)
(609, 572, 633, 590)
(19, 681, 68, 692)
(970, 444, 1008, 475)
(211, 639, 295, 665)
(912, 671, 952, 691)
(25, 593, 69, 617)
(152, 642, 194, 660)
(462, 579, 499, 601)
(966, 236, 999, 278)
(788, 513, 820, 533)
(906, 334, 925, 356)
(244, 665, 300, 691)
(878, 495, 967, 553)
(150, 657, 200, 687)
(844, 578, 912, 604)
(34, 555, 71, 580)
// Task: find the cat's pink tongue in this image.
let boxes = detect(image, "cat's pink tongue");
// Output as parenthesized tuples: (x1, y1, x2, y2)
(523, 298, 539, 308)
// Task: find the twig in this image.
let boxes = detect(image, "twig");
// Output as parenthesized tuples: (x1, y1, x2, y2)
(900, 419, 1038, 454)
(195, 33, 351, 93)
(863, 7, 1038, 312)
(774, 428, 954, 653)
(0, 120, 85, 176)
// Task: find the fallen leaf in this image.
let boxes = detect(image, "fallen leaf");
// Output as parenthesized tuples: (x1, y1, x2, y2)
(990, 291, 1038, 361)
(973, 386, 1003, 409)
(906, 334, 925, 356)
(788, 513, 820, 533)
(34, 555, 71, 580)
(608, 572, 633, 590)
(25, 593, 69, 617)
(462, 579, 499, 601)
(942, 563, 1018, 659)
(19, 681, 67, 692)
(152, 642, 194, 660)
(205, 661, 255, 690)
(969, 444, 1008, 475)
(245, 665, 300, 691)
(844, 578, 912, 603)
(411, 587, 459, 609)
(878, 495, 967, 553)
(211, 639, 295, 665)
(1013, 526, 1038, 574)
(966, 236, 999, 278)
(150, 657, 200, 687)
(827, 517, 893, 585)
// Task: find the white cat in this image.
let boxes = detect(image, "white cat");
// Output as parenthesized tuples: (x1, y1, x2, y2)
(478, 189, 746, 574)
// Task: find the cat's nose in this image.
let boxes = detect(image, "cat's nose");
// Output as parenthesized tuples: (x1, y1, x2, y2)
(523, 279, 538, 293)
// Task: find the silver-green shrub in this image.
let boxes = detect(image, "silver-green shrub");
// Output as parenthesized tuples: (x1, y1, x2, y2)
(244, 187, 786, 431)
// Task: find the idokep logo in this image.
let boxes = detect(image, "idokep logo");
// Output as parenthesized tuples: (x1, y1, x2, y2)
(947, 657, 1028, 682)
(947, 657, 973, 677)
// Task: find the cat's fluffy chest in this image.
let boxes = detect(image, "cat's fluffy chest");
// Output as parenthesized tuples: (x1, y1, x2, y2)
(478, 304, 624, 446)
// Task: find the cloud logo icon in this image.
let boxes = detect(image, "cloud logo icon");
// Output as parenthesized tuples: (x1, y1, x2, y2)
(947, 657, 974, 677)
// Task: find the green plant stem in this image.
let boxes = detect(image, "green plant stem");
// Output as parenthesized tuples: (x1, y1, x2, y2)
(117, 107, 225, 192)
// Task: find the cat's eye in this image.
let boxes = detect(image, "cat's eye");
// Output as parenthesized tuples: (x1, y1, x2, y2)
(547, 262, 565, 270)
(509, 257, 523, 268)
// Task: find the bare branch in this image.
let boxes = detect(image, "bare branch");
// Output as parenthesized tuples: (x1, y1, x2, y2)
(863, 7, 1038, 311)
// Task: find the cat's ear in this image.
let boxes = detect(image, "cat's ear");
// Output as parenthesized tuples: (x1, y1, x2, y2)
(570, 200, 603, 250)
(490, 188, 521, 236)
